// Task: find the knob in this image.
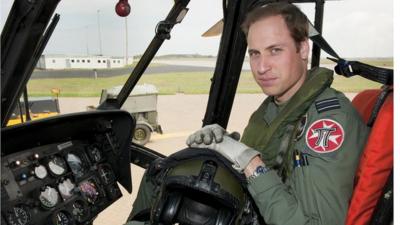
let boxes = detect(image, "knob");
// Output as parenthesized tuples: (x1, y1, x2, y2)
(115, 0, 131, 17)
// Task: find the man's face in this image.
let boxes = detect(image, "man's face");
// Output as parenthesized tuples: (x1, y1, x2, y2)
(247, 15, 309, 103)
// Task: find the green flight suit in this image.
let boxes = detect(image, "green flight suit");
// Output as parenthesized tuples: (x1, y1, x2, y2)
(125, 172, 155, 225)
(244, 81, 369, 224)
(126, 67, 369, 225)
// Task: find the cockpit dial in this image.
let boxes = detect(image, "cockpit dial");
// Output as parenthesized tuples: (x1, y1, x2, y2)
(71, 200, 89, 222)
(58, 178, 75, 200)
(48, 156, 67, 176)
(5, 206, 30, 225)
(98, 164, 115, 185)
(39, 186, 59, 209)
(34, 164, 48, 179)
(66, 153, 86, 178)
(52, 211, 73, 225)
(78, 180, 99, 204)
(87, 145, 102, 163)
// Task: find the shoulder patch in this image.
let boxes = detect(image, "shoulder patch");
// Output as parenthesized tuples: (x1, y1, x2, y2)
(315, 97, 340, 113)
(305, 119, 345, 153)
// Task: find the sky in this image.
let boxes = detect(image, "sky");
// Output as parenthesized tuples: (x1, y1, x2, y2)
(1, 0, 394, 58)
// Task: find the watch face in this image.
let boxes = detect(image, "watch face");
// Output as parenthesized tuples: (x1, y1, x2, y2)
(255, 166, 269, 174)
(251, 165, 269, 179)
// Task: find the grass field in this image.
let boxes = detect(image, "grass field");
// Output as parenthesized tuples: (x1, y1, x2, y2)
(27, 70, 382, 97)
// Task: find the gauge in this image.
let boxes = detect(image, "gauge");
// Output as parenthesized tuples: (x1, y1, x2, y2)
(79, 180, 99, 204)
(71, 200, 89, 222)
(87, 145, 102, 163)
(34, 164, 48, 179)
(51, 211, 73, 225)
(6, 206, 30, 225)
(58, 178, 75, 200)
(66, 153, 86, 177)
(48, 156, 67, 176)
(98, 165, 114, 185)
(39, 186, 59, 209)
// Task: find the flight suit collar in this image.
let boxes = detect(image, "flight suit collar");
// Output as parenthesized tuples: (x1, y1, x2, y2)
(263, 98, 288, 125)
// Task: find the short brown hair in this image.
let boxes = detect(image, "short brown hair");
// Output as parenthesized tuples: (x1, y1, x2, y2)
(241, 3, 309, 48)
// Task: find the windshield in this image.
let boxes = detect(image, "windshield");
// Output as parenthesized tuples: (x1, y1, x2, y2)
(1, 0, 222, 125)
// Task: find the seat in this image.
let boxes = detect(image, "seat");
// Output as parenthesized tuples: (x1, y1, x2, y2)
(345, 88, 393, 225)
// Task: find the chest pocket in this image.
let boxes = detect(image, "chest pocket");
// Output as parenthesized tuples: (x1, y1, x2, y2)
(288, 140, 322, 224)
(288, 153, 320, 223)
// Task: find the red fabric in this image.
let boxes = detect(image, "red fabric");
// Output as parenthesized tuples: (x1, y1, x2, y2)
(346, 90, 393, 225)
(351, 90, 381, 124)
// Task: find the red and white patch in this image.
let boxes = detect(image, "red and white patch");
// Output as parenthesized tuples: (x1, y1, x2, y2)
(306, 119, 344, 153)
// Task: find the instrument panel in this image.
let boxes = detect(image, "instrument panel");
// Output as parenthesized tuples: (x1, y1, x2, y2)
(1, 110, 134, 225)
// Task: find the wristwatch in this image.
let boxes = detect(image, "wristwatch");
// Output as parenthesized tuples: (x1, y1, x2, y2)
(248, 165, 269, 181)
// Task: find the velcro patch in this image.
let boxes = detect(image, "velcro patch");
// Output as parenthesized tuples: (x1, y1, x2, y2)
(315, 97, 340, 113)
(306, 119, 345, 153)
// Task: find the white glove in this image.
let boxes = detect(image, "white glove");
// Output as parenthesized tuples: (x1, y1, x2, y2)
(186, 124, 241, 146)
(189, 135, 260, 172)
(186, 124, 226, 145)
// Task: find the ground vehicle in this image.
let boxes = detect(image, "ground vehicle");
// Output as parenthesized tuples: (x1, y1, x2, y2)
(1, 0, 393, 225)
(99, 84, 163, 145)
(7, 89, 60, 126)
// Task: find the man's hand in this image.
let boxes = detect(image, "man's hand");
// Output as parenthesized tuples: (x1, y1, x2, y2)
(189, 135, 260, 172)
(186, 124, 241, 146)
(186, 124, 226, 145)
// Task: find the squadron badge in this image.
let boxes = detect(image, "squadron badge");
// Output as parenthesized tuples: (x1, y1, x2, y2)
(306, 119, 344, 153)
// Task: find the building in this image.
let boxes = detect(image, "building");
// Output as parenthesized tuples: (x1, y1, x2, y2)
(36, 55, 133, 70)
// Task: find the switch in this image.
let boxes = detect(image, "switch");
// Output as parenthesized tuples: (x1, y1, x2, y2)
(20, 173, 28, 181)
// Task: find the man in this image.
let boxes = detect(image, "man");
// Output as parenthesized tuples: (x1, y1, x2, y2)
(187, 3, 369, 225)
(127, 3, 369, 225)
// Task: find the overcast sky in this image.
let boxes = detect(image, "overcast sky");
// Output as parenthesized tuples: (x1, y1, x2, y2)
(1, 0, 394, 58)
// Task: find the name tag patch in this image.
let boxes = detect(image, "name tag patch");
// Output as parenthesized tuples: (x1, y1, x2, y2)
(306, 119, 345, 153)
